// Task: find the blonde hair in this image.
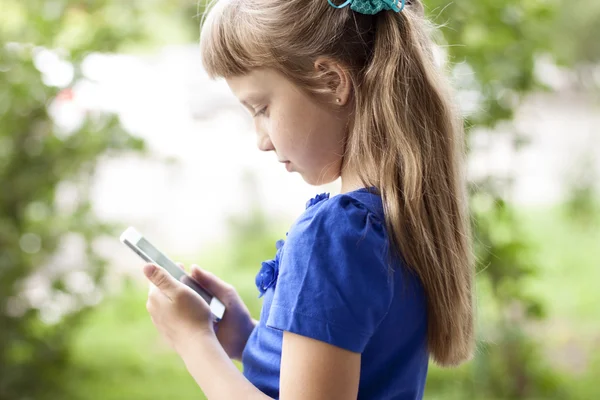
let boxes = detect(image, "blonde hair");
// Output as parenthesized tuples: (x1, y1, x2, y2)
(200, 0, 474, 366)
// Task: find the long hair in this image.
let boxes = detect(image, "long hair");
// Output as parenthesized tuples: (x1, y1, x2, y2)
(200, 0, 474, 366)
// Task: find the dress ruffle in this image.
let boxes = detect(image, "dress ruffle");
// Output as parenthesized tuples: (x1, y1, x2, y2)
(255, 193, 331, 297)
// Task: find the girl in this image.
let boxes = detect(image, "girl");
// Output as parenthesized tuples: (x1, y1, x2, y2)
(142, 0, 474, 398)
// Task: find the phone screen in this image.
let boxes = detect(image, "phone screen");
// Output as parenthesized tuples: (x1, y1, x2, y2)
(121, 227, 225, 320)
(136, 237, 185, 281)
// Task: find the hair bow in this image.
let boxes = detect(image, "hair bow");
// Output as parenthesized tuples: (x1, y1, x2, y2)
(328, 0, 406, 15)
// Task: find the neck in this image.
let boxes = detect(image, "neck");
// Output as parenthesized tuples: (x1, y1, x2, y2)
(339, 165, 365, 194)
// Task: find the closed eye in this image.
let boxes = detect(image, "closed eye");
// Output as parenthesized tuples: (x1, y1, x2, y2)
(253, 106, 268, 118)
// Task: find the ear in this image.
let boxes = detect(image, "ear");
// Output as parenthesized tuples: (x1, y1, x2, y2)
(314, 58, 352, 106)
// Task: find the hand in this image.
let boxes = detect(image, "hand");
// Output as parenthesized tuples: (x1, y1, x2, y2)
(189, 265, 256, 361)
(144, 264, 215, 354)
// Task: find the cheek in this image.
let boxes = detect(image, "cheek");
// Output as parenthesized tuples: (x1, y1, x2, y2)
(270, 97, 346, 170)
(305, 114, 346, 159)
(268, 113, 296, 151)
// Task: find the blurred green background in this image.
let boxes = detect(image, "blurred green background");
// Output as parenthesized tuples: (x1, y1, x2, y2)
(1, 0, 599, 399)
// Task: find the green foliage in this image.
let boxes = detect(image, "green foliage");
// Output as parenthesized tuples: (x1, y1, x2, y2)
(425, 203, 600, 400)
(63, 280, 206, 400)
(551, 0, 600, 67)
(421, 0, 599, 397)
(0, 1, 154, 398)
(425, 0, 556, 127)
(562, 152, 600, 229)
(420, 0, 561, 395)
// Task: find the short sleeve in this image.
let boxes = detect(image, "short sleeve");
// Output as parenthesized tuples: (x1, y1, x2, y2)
(266, 194, 394, 353)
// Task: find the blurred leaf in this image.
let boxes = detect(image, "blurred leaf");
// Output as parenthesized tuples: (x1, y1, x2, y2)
(0, 1, 163, 398)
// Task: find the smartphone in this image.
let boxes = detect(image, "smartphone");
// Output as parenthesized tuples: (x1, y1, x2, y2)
(120, 227, 226, 321)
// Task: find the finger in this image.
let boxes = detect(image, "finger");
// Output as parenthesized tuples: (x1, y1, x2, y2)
(147, 285, 169, 313)
(176, 262, 187, 273)
(143, 263, 180, 300)
(148, 282, 165, 299)
(190, 265, 234, 299)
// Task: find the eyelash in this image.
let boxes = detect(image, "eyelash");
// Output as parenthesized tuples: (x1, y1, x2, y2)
(253, 106, 267, 117)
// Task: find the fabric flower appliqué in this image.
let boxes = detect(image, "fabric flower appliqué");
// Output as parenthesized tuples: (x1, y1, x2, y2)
(255, 239, 286, 298)
(305, 192, 330, 209)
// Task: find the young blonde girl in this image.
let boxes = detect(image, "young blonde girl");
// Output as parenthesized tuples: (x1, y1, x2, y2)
(141, 0, 474, 398)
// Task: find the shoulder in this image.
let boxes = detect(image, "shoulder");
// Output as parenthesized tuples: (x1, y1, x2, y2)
(290, 190, 387, 246)
(268, 190, 396, 353)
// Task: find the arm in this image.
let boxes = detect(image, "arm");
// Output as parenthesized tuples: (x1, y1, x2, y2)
(280, 331, 360, 399)
(143, 262, 360, 399)
(179, 330, 360, 400)
(179, 331, 272, 400)
(188, 266, 259, 362)
(230, 318, 258, 362)
(143, 264, 267, 398)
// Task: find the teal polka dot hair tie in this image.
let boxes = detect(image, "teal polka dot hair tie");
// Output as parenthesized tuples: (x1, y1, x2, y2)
(328, 0, 405, 15)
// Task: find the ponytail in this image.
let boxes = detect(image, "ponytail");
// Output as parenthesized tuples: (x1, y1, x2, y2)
(348, 7, 474, 365)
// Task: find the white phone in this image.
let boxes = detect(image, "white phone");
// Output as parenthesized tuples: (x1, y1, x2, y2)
(120, 227, 226, 321)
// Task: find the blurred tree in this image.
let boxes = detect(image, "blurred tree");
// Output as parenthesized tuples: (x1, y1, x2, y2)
(0, 0, 181, 398)
(550, 0, 600, 227)
(551, 0, 600, 87)
(422, 0, 590, 398)
(562, 149, 600, 230)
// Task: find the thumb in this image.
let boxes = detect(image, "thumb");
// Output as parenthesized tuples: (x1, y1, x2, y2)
(190, 265, 234, 299)
(143, 264, 179, 300)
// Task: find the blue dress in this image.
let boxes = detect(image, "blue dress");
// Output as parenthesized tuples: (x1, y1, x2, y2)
(242, 188, 429, 399)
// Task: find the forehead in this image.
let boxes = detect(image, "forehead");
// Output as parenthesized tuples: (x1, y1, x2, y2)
(226, 68, 289, 100)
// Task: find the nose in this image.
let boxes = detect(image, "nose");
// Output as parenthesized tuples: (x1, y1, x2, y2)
(256, 131, 275, 152)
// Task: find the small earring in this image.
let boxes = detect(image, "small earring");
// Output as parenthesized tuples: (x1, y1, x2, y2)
(336, 98, 341, 104)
